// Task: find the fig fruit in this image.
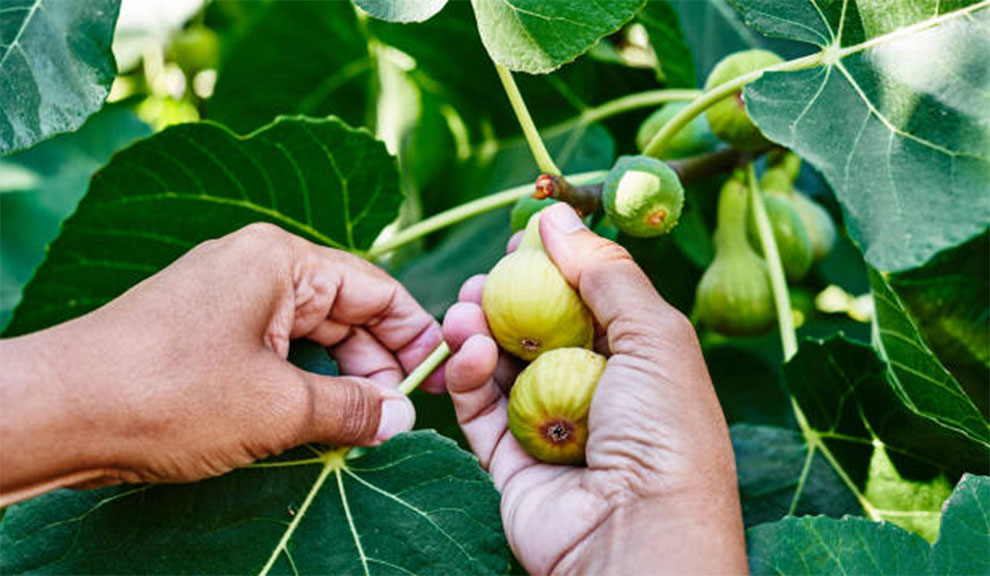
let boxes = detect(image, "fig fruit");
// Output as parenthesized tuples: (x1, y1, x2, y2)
(508, 347, 607, 464)
(635, 102, 717, 159)
(510, 195, 556, 232)
(791, 192, 836, 262)
(747, 192, 814, 281)
(695, 179, 775, 335)
(704, 49, 783, 151)
(759, 167, 793, 193)
(483, 215, 594, 360)
(602, 155, 684, 238)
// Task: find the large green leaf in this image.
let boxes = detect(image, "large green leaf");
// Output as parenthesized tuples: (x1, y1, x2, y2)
(636, 0, 696, 87)
(4, 116, 402, 337)
(470, 0, 645, 74)
(0, 431, 509, 575)
(735, 0, 990, 272)
(0, 104, 150, 329)
(0, 0, 120, 154)
(206, 1, 372, 134)
(354, 0, 448, 22)
(747, 474, 990, 575)
(869, 268, 990, 451)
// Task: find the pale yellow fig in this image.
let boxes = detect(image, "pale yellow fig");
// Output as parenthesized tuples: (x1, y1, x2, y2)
(482, 215, 594, 360)
(508, 348, 607, 464)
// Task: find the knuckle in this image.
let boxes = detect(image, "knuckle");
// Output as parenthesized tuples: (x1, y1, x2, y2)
(336, 380, 379, 443)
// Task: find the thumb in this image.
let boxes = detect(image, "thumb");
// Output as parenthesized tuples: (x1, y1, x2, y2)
(538, 203, 692, 356)
(293, 369, 416, 446)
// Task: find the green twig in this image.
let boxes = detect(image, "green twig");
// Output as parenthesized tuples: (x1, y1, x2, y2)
(495, 63, 562, 176)
(642, 52, 823, 158)
(577, 89, 701, 125)
(399, 342, 450, 395)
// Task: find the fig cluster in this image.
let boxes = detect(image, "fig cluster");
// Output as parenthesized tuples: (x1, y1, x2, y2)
(704, 49, 783, 151)
(636, 102, 717, 159)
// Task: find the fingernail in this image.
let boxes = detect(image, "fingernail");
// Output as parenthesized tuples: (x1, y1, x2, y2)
(376, 396, 415, 443)
(547, 204, 586, 234)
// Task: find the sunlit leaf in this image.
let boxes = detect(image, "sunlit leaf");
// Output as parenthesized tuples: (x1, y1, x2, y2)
(470, 0, 645, 74)
(4, 116, 402, 337)
(0, 0, 119, 154)
(354, 0, 448, 23)
(637, 0, 696, 87)
(0, 431, 509, 575)
(737, 0, 990, 272)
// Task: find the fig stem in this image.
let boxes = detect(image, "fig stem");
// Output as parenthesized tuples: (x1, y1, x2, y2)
(398, 341, 450, 396)
(495, 64, 562, 177)
(747, 164, 882, 522)
(641, 51, 824, 158)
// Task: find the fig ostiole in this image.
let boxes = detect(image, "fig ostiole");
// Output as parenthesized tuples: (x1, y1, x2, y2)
(704, 49, 783, 151)
(636, 102, 717, 159)
(602, 155, 685, 238)
(694, 179, 776, 336)
(508, 347, 607, 465)
(746, 191, 814, 282)
(482, 215, 594, 361)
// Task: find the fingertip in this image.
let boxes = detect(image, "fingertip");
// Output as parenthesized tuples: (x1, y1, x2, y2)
(446, 334, 498, 394)
(506, 231, 523, 253)
(374, 391, 416, 445)
(442, 301, 490, 351)
(458, 274, 487, 304)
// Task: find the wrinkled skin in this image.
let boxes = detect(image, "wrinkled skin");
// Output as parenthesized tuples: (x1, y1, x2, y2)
(443, 203, 748, 575)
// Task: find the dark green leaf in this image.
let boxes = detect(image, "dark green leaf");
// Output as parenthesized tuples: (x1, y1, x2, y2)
(5, 116, 402, 337)
(869, 268, 990, 452)
(0, 104, 150, 329)
(354, 0, 448, 23)
(707, 347, 792, 428)
(747, 474, 990, 576)
(637, 0, 696, 87)
(0, 0, 120, 154)
(0, 431, 509, 575)
(737, 0, 990, 272)
(207, 2, 372, 133)
(470, 0, 645, 74)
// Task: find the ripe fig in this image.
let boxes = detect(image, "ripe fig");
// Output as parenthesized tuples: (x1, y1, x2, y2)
(483, 215, 594, 360)
(635, 102, 717, 159)
(695, 179, 775, 336)
(602, 155, 684, 238)
(747, 192, 814, 281)
(510, 195, 556, 232)
(791, 192, 836, 262)
(508, 348, 607, 464)
(704, 49, 783, 151)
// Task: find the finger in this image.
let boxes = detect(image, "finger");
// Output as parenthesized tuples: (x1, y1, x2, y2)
(458, 274, 486, 305)
(331, 327, 404, 386)
(538, 203, 693, 358)
(443, 302, 520, 391)
(443, 334, 535, 489)
(294, 370, 415, 446)
(506, 231, 523, 253)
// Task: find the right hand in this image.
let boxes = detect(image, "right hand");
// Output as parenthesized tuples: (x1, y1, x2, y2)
(442, 203, 747, 575)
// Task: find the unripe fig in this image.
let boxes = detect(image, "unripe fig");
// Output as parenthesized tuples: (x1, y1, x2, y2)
(791, 192, 836, 262)
(704, 49, 783, 151)
(747, 192, 814, 281)
(602, 155, 684, 238)
(759, 167, 793, 193)
(510, 195, 556, 232)
(635, 102, 717, 159)
(508, 348, 606, 464)
(483, 215, 594, 360)
(695, 179, 775, 335)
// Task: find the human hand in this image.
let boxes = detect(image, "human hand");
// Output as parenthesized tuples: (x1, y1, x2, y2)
(0, 223, 444, 505)
(442, 204, 747, 575)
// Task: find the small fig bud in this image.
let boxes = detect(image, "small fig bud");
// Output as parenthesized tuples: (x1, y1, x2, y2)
(791, 192, 837, 262)
(602, 155, 684, 238)
(508, 347, 607, 465)
(483, 215, 594, 360)
(635, 102, 717, 159)
(695, 179, 776, 335)
(511, 195, 556, 232)
(704, 49, 783, 151)
(747, 192, 814, 281)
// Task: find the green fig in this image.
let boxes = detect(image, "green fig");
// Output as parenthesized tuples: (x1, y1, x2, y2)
(483, 215, 594, 360)
(759, 167, 793, 193)
(169, 25, 220, 73)
(510, 195, 556, 232)
(602, 155, 684, 238)
(508, 347, 607, 464)
(704, 49, 783, 151)
(635, 102, 717, 159)
(695, 179, 776, 336)
(747, 192, 814, 281)
(791, 192, 836, 262)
